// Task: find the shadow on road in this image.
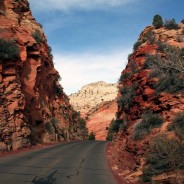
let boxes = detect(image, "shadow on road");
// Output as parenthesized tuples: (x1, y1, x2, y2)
(32, 170, 57, 184)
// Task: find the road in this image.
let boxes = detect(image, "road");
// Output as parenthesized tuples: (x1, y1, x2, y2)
(0, 141, 117, 184)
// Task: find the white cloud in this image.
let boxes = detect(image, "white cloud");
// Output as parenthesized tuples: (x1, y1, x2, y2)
(29, 0, 139, 12)
(54, 49, 131, 95)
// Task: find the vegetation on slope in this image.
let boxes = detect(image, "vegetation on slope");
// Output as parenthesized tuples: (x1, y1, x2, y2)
(108, 15, 184, 184)
(0, 38, 19, 62)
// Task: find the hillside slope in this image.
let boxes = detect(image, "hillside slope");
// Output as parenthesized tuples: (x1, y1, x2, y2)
(86, 100, 117, 140)
(69, 81, 118, 140)
(69, 81, 118, 117)
(0, 0, 87, 151)
(109, 21, 184, 183)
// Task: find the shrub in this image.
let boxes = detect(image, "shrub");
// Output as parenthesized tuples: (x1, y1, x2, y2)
(45, 122, 53, 134)
(143, 54, 159, 69)
(106, 119, 124, 141)
(155, 76, 184, 94)
(168, 113, 184, 140)
(148, 68, 162, 79)
(32, 29, 43, 43)
(55, 85, 63, 95)
(0, 10, 5, 16)
(145, 29, 155, 44)
(129, 60, 139, 73)
(152, 15, 163, 29)
(111, 119, 124, 133)
(144, 45, 184, 94)
(181, 19, 184, 24)
(88, 132, 95, 140)
(119, 72, 132, 83)
(51, 117, 59, 125)
(176, 36, 183, 42)
(132, 112, 163, 140)
(106, 131, 113, 141)
(142, 135, 184, 182)
(164, 19, 179, 30)
(29, 126, 38, 144)
(45, 118, 59, 134)
(133, 40, 143, 51)
(48, 45, 53, 60)
(0, 38, 19, 61)
(156, 41, 167, 52)
(118, 84, 137, 112)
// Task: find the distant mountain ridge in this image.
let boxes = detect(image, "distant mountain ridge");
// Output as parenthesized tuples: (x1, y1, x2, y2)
(69, 81, 118, 117)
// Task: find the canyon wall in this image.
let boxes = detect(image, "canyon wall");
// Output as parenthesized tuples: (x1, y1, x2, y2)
(0, 0, 87, 151)
(110, 22, 184, 183)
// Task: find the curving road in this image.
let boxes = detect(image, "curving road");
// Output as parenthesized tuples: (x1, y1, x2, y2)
(0, 141, 117, 184)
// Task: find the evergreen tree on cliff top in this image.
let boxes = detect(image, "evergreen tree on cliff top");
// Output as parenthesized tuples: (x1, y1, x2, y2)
(152, 14, 163, 29)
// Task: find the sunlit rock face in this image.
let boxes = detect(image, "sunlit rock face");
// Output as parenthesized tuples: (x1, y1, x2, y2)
(111, 23, 184, 183)
(0, 0, 86, 151)
(86, 100, 117, 140)
(69, 81, 118, 116)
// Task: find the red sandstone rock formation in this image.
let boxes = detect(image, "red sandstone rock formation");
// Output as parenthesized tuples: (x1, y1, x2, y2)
(110, 23, 184, 183)
(86, 100, 117, 140)
(0, 0, 87, 151)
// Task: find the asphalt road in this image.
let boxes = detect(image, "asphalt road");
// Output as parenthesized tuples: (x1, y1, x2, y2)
(0, 141, 117, 184)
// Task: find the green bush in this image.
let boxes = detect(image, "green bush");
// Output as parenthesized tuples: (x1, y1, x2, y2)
(106, 119, 124, 141)
(111, 119, 124, 133)
(45, 122, 53, 134)
(145, 29, 155, 44)
(88, 132, 95, 140)
(156, 41, 167, 52)
(164, 19, 179, 30)
(132, 112, 163, 140)
(152, 14, 163, 29)
(29, 126, 38, 144)
(168, 113, 184, 139)
(155, 76, 184, 94)
(48, 45, 53, 60)
(32, 29, 43, 43)
(51, 117, 59, 125)
(143, 54, 159, 69)
(71, 111, 88, 139)
(45, 118, 59, 134)
(133, 40, 143, 51)
(55, 85, 63, 95)
(144, 45, 184, 94)
(142, 135, 184, 182)
(118, 84, 137, 112)
(119, 72, 132, 83)
(0, 38, 19, 61)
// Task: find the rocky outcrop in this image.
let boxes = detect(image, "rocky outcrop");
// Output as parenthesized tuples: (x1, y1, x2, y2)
(0, 0, 87, 151)
(69, 81, 118, 117)
(86, 100, 117, 140)
(69, 81, 118, 140)
(110, 22, 184, 183)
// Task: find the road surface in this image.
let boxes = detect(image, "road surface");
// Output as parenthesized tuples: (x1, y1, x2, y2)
(0, 141, 117, 184)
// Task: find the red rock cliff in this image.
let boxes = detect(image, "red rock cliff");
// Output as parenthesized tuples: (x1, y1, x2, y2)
(110, 22, 184, 183)
(0, 0, 87, 151)
(86, 100, 117, 140)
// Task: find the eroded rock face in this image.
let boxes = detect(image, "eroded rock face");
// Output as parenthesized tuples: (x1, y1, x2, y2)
(0, 0, 86, 151)
(111, 24, 184, 183)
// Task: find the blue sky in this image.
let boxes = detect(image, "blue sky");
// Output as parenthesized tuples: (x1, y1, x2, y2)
(29, 0, 184, 94)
